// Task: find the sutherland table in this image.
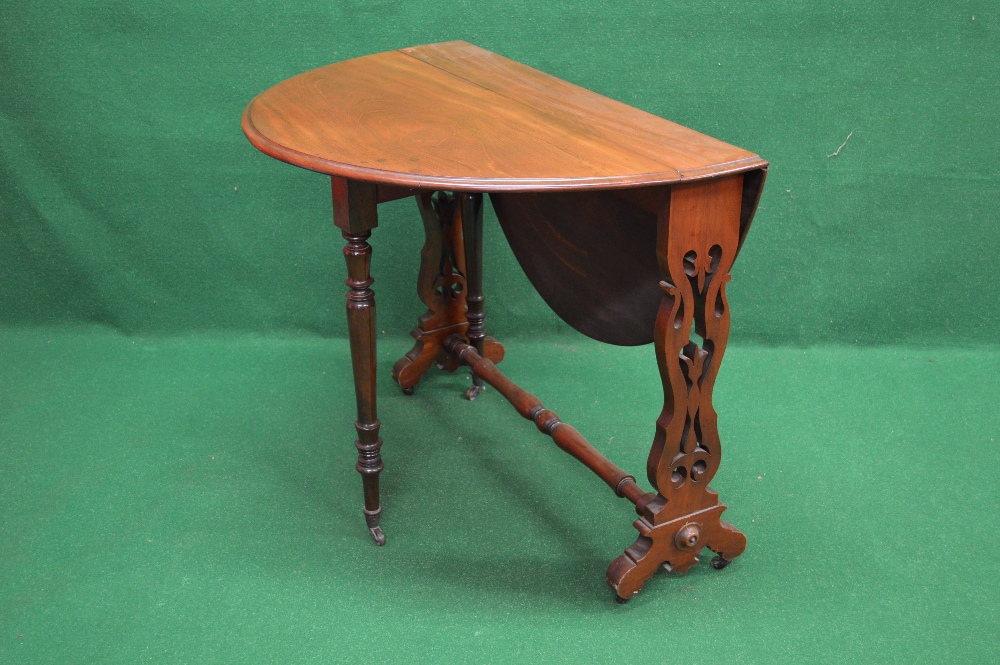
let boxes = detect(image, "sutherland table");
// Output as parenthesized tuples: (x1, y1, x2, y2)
(242, 41, 768, 602)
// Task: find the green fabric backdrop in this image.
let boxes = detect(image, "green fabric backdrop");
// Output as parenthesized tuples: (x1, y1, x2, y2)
(3, 1, 997, 344)
(2, 2, 999, 664)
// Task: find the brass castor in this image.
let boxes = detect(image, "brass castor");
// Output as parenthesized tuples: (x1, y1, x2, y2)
(401, 386, 415, 396)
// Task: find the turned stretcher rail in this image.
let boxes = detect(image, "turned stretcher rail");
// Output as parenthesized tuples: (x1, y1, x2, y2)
(445, 336, 647, 505)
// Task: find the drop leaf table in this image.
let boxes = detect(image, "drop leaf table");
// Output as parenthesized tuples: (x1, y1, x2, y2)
(242, 41, 767, 602)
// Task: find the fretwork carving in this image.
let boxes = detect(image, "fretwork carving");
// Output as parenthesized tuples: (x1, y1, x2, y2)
(392, 192, 504, 394)
(608, 175, 748, 601)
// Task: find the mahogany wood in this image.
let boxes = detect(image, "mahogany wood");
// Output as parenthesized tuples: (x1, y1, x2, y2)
(243, 41, 766, 192)
(490, 189, 660, 346)
(376, 185, 423, 204)
(243, 42, 768, 601)
(332, 178, 385, 546)
(391, 192, 505, 395)
(459, 193, 488, 400)
(490, 169, 766, 346)
(606, 175, 748, 600)
(447, 337, 646, 506)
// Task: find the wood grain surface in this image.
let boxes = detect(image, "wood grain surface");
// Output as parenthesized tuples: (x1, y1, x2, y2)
(489, 169, 765, 345)
(242, 41, 766, 191)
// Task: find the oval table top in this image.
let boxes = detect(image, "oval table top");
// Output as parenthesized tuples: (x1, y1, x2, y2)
(242, 41, 766, 192)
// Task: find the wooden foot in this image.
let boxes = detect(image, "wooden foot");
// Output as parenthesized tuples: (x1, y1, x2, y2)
(607, 503, 746, 599)
(392, 191, 504, 394)
(607, 175, 748, 599)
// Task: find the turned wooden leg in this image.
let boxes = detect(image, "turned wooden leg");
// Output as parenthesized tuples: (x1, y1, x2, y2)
(392, 191, 504, 395)
(607, 174, 748, 600)
(460, 193, 488, 400)
(333, 178, 385, 546)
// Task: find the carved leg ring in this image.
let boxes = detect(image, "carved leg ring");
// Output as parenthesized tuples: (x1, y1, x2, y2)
(607, 176, 748, 601)
(392, 192, 504, 396)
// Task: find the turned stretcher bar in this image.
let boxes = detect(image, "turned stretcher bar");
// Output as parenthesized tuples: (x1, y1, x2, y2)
(445, 334, 741, 601)
(445, 335, 648, 507)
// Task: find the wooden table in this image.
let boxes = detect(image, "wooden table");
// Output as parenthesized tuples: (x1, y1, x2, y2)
(242, 41, 768, 602)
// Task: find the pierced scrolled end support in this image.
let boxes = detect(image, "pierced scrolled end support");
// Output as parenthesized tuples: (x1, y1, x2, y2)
(604, 176, 750, 601)
(392, 191, 505, 396)
(363, 506, 386, 546)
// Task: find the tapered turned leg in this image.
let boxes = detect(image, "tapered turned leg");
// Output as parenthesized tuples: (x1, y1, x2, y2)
(392, 191, 504, 395)
(607, 175, 748, 600)
(333, 178, 385, 546)
(460, 193, 488, 400)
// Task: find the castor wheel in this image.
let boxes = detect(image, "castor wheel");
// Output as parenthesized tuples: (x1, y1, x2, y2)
(401, 386, 415, 396)
(710, 555, 731, 570)
(363, 507, 386, 546)
(614, 593, 634, 604)
(368, 525, 386, 546)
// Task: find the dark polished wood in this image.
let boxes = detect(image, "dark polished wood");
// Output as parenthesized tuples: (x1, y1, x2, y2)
(447, 336, 646, 505)
(606, 175, 749, 600)
(332, 178, 385, 546)
(243, 42, 767, 600)
(459, 193, 488, 400)
(490, 171, 765, 346)
(391, 192, 504, 395)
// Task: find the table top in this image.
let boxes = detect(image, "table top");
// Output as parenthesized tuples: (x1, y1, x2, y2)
(242, 41, 766, 192)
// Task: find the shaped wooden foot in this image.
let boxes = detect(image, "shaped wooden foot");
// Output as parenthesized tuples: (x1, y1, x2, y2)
(392, 192, 504, 394)
(607, 175, 748, 600)
(608, 502, 745, 600)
